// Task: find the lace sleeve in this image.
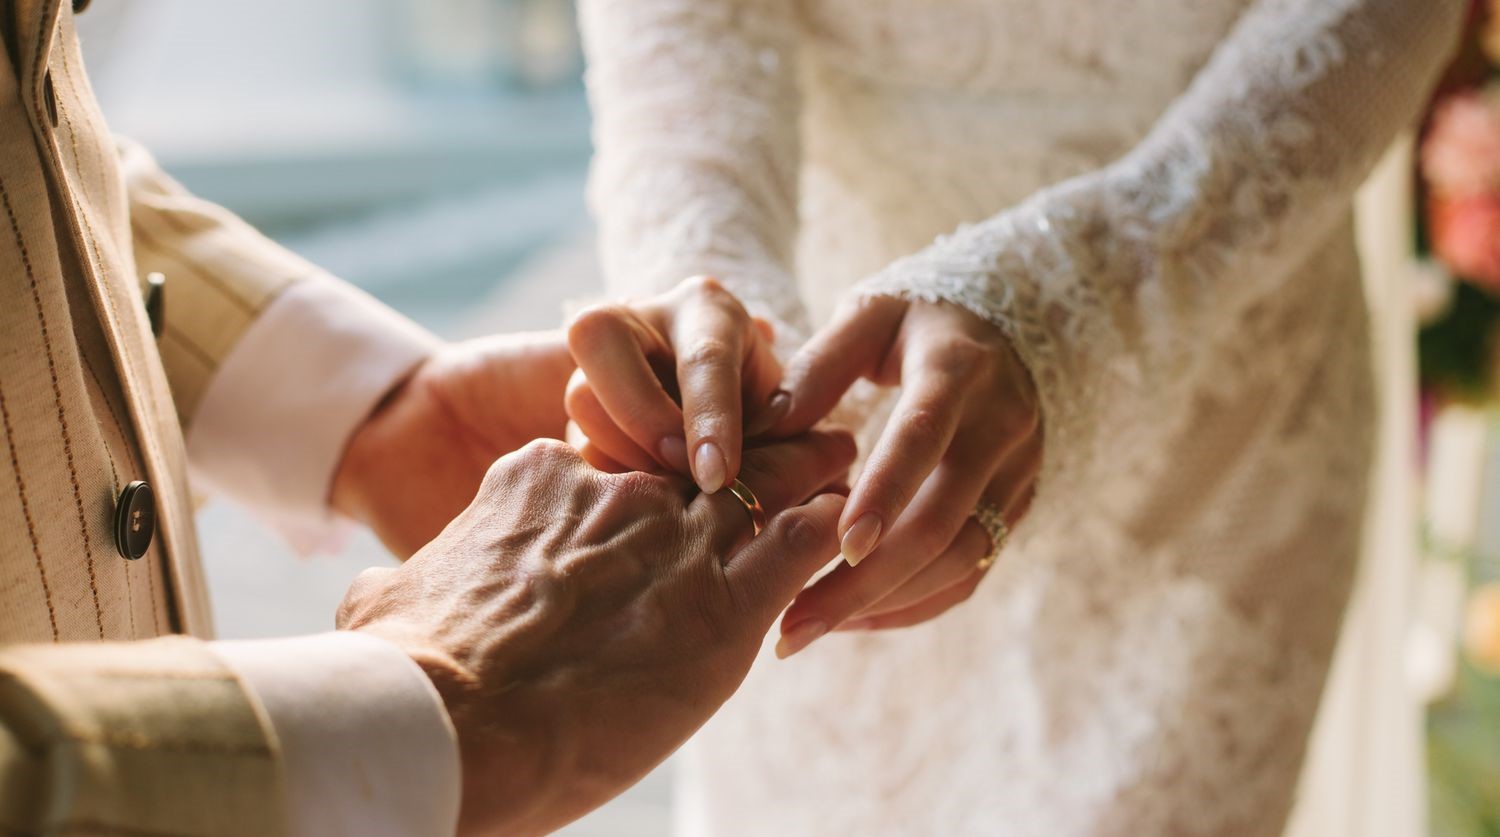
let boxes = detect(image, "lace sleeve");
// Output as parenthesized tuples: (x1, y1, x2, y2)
(579, 0, 810, 347)
(857, 0, 1463, 459)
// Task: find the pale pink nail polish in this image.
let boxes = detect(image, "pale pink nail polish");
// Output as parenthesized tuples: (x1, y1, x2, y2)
(695, 441, 727, 494)
(775, 620, 828, 659)
(840, 513, 883, 567)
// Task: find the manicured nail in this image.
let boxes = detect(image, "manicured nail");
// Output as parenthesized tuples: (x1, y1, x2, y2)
(840, 513, 882, 567)
(694, 441, 727, 494)
(775, 620, 828, 659)
(746, 389, 792, 437)
(659, 436, 689, 472)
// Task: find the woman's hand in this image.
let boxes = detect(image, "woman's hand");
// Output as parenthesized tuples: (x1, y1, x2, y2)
(766, 295, 1042, 656)
(564, 276, 786, 493)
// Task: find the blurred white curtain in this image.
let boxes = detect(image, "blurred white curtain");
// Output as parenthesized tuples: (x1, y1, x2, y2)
(1285, 137, 1425, 837)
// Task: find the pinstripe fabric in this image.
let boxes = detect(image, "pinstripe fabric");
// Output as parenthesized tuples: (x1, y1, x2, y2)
(0, 1, 328, 832)
(121, 144, 307, 425)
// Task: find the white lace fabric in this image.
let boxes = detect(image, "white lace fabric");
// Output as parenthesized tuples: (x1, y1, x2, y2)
(580, 1, 1464, 834)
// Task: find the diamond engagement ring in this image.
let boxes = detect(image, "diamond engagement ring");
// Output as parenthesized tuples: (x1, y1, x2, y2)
(971, 500, 1009, 571)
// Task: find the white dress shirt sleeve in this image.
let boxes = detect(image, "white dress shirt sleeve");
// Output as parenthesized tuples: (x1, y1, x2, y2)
(211, 631, 462, 837)
(186, 276, 443, 554)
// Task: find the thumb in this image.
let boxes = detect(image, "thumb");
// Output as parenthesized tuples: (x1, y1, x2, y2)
(768, 296, 906, 436)
(724, 494, 846, 625)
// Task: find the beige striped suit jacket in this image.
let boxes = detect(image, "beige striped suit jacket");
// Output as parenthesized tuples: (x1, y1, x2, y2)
(0, 1, 339, 833)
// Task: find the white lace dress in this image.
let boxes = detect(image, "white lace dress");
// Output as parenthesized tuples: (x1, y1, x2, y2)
(578, 1, 1464, 834)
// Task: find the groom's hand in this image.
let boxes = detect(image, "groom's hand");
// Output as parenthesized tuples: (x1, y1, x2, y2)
(331, 331, 576, 557)
(337, 429, 856, 837)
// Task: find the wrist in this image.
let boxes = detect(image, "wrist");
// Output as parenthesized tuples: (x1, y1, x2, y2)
(329, 361, 424, 524)
(350, 620, 562, 835)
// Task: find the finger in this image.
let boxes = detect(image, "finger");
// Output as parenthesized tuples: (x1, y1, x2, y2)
(849, 516, 993, 618)
(567, 303, 688, 471)
(673, 279, 753, 494)
(564, 371, 658, 472)
(773, 455, 992, 651)
(735, 431, 858, 518)
(848, 459, 1036, 623)
(689, 429, 857, 552)
(723, 493, 846, 627)
(753, 316, 776, 344)
(832, 572, 984, 633)
(768, 295, 906, 437)
(742, 324, 788, 438)
(836, 344, 985, 566)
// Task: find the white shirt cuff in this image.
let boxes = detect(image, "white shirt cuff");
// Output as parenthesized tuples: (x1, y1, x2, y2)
(212, 631, 462, 837)
(186, 277, 442, 553)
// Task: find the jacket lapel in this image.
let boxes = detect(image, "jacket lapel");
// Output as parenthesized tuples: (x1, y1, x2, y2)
(12, 0, 215, 637)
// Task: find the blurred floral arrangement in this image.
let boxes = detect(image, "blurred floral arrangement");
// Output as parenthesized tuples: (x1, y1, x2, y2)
(1422, 79, 1500, 676)
(1420, 4, 1500, 834)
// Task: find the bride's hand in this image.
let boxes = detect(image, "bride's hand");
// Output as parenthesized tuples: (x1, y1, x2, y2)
(563, 276, 785, 492)
(766, 295, 1041, 656)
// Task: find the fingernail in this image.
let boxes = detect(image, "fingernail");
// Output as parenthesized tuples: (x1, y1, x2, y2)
(746, 390, 792, 437)
(775, 620, 828, 659)
(659, 436, 689, 471)
(840, 513, 882, 567)
(694, 441, 727, 494)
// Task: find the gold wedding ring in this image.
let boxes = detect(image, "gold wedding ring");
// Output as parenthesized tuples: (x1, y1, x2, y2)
(727, 479, 768, 535)
(972, 500, 1010, 571)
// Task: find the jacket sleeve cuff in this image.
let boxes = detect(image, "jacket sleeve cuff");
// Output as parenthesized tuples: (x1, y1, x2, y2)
(185, 277, 442, 554)
(211, 631, 461, 837)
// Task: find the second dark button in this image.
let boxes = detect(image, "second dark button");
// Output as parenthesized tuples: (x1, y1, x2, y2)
(114, 480, 155, 560)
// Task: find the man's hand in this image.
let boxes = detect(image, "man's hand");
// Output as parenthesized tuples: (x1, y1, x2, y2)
(337, 431, 855, 837)
(331, 331, 575, 557)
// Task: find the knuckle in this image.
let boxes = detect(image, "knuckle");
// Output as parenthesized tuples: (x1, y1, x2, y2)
(681, 337, 738, 369)
(899, 405, 949, 442)
(603, 469, 677, 504)
(687, 274, 723, 293)
(566, 304, 628, 349)
(490, 439, 580, 488)
(336, 567, 394, 627)
(479, 457, 515, 492)
(842, 292, 892, 322)
(774, 507, 833, 554)
(927, 338, 990, 382)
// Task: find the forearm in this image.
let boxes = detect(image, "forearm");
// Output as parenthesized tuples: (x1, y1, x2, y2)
(857, 0, 1463, 422)
(186, 278, 440, 554)
(0, 632, 461, 837)
(0, 636, 286, 835)
(580, 0, 810, 348)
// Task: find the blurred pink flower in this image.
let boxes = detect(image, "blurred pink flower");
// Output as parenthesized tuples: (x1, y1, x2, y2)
(1423, 89, 1500, 198)
(1432, 194, 1500, 288)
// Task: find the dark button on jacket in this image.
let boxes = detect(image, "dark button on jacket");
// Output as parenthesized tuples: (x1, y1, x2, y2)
(114, 480, 155, 560)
